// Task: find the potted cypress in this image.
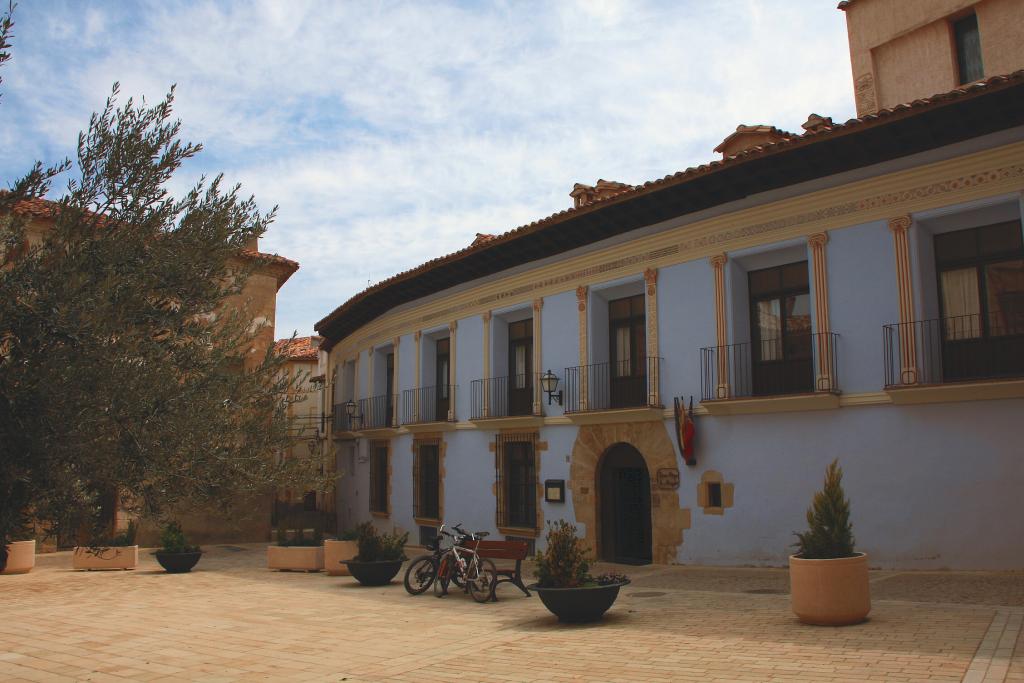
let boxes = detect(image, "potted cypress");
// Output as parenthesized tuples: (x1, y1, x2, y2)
(154, 521, 203, 573)
(528, 520, 630, 623)
(789, 459, 870, 625)
(324, 528, 359, 577)
(73, 521, 139, 570)
(268, 522, 325, 572)
(342, 522, 408, 586)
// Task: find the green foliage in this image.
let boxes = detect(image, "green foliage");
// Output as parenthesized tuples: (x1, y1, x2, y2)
(158, 521, 199, 553)
(275, 514, 324, 547)
(337, 528, 359, 541)
(353, 521, 408, 562)
(0, 6, 332, 552)
(533, 520, 591, 588)
(793, 459, 857, 559)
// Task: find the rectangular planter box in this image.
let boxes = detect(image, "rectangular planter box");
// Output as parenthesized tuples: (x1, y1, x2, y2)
(73, 546, 139, 570)
(267, 545, 324, 572)
(323, 539, 357, 576)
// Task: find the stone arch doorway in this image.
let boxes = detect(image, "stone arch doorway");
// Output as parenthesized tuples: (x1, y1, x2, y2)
(569, 422, 691, 565)
(597, 443, 652, 564)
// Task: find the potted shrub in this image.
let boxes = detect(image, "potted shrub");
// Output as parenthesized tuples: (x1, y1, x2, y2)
(342, 522, 408, 586)
(789, 459, 870, 626)
(1, 517, 36, 576)
(324, 528, 358, 577)
(154, 521, 203, 573)
(267, 522, 324, 572)
(528, 520, 630, 623)
(73, 521, 139, 570)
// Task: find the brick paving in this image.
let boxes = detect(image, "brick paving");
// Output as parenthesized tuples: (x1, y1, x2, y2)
(0, 545, 1021, 682)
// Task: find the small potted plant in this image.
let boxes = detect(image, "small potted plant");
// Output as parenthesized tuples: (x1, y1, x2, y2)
(154, 521, 203, 573)
(528, 520, 630, 623)
(789, 459, 870, 626)
(342, 522, 408, 586)
(267, 520, 325, 572)
(73, 521, 139, 570)
(1, 516, 36, 576)
(324, 528, 359, 577)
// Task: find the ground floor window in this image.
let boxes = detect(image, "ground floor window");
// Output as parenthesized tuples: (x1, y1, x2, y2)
(413, 439, 441, 521)
(369, 440, 389, 515)
(495, 432, 538, 530)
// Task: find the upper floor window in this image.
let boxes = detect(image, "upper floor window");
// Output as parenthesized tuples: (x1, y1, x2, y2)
(609, 294, 646, 408)
(435, 338, 450, 419)
(953, 13, 983, 85)
(508, 319, 533, 416)
(748, 261, 812, 395)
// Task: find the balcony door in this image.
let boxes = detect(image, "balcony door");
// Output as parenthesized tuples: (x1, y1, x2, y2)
(749, 261, 813, 396)
(384, 352, 395, 427)
(435, 338, 450, 421)
(609, 294, 646, 408)
(935, 221, 1024, 382)
(507, 319, 533, 416)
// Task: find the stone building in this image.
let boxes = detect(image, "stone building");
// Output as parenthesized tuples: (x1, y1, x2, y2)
(314, 0, 1024, 568)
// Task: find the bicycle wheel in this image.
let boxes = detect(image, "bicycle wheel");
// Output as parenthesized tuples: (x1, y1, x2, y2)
(403, 555, 437, 595)
(468, 558, 497, 603)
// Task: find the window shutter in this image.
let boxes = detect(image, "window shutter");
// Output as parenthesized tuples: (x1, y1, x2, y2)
(412, 445, 421, 518)
(495, 435, 505, 528)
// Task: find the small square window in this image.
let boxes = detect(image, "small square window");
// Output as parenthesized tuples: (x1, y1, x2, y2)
(707, 482, 723, 508)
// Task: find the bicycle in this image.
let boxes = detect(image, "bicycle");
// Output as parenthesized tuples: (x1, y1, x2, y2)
(403, 523, 497, 603)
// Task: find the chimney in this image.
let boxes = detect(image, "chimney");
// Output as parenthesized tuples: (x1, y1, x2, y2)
(570, 179, 633, 208)
(714, 124, 795, 159)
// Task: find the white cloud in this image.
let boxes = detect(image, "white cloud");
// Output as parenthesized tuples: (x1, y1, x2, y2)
(0, 0, 857, 338)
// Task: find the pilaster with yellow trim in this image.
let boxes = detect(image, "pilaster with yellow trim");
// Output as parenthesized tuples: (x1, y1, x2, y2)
(643, 268, 660, 406)
(413, 330, 422, 422)
(807, 232, 834, 391)
(391, 336, 401, 426)
(576, 286, 589, 411)
(447, 321, 457, 422)
(889, 215, 918, 385)
(532, 298, 543, 415)
(481, 311, 492, 418)
(366, 346, 374, 406)
(710, 254, 729, 399)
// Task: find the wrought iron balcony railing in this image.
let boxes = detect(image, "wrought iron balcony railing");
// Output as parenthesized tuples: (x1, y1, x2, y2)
(564, 357, 661, 413)
(470, 374, 538, 419)
(401, 384, 457, 424)
(331, 403, 357, 433)
(700, 332, 839, 401)
(356, 393, 398, 430)
(883, 315, 1024, 387)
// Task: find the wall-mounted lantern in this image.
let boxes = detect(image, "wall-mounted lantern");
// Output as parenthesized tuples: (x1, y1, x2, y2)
(540, 369, 562, 406)
(344, 399, 361, 430)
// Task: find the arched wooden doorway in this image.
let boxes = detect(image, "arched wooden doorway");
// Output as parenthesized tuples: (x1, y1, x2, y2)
(597, 443, 652, 565)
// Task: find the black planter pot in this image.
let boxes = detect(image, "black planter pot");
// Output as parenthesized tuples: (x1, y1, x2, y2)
(343, 559, 404, 586)
(528, 580, 630, 623)
(154, 551, 203, 574)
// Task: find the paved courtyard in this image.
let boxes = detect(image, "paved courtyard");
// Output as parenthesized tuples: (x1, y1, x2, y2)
(1, 545, 1022, 683)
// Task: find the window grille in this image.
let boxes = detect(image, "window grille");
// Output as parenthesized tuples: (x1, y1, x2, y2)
(495, 432, 538, 530)
(369, 441, 389, 514)
(413, 438, 441, 520)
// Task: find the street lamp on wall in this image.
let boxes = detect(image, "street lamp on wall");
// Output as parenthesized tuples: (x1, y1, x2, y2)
(344, 399, 361, 430)
(540, 369, 562, 406)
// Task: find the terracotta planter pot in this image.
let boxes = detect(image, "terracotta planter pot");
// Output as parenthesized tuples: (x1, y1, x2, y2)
(1, 540, 36, 575)
(343, 559, 404, 586)
(155, 551, 203, 573)
(323, 540, 358, 576)
(528, 581, 630, 623)
(267, 545, 324, 572)
(73, 545, 139, 570)
(789, 552, 870, 626)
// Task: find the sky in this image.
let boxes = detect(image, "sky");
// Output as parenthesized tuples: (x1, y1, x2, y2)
(0, 1, 858, 339)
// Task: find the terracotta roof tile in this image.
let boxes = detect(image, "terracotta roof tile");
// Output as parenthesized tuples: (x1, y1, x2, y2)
(315, 70, 1024, 345)
(274, 336, 322, 361)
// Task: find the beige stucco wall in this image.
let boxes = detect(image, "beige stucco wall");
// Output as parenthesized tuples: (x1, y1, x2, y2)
(844, 0, 1024, 115)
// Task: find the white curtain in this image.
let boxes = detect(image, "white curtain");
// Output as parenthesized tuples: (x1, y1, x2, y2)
(941, 268, 981, 339)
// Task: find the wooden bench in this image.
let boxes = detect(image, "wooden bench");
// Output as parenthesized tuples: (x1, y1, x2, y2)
(461, 539, 531, 601)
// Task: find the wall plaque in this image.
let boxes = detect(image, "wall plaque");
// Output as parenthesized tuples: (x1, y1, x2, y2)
(656, 468, 680, 490)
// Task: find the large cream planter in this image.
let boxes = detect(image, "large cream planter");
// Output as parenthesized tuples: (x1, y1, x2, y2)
(323, 540, 357, 576)
(73, 546, 139, 570)
(1, 540, 36, 575)
(267, 545, 324, 572)
(789, 552, 870, 626)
